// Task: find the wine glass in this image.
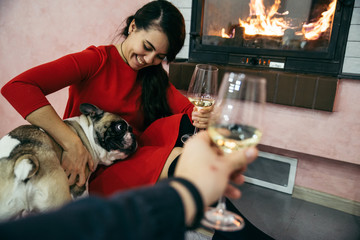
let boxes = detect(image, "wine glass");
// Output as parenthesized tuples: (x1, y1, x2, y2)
(181, 64, 218, 143)
(201, 72, 266, 231)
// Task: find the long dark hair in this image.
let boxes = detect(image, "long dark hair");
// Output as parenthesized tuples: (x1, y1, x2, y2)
(119, 0, 185, 127)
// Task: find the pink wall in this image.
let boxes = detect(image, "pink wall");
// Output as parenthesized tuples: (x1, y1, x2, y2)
(260, 79, 360, 202)
(0, 0, 147, 129)
(0, 1, 359, 201)
(262, 79, 360, 165)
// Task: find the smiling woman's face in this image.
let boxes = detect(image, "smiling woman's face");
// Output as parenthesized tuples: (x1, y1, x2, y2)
(121, 21, 169, 71)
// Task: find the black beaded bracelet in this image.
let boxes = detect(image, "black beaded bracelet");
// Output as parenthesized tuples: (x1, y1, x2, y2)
(167, 177, 204, 230)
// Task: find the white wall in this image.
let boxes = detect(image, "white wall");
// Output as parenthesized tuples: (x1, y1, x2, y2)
(342, 0, 360, 75)
(168, 0, 192, 59)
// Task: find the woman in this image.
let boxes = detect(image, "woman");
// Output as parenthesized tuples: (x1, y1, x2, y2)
(1, 0, 211, 196)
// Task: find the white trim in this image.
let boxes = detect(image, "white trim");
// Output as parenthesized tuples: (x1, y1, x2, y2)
(244, 151, 298, 194)
(293, 186, 360, 216)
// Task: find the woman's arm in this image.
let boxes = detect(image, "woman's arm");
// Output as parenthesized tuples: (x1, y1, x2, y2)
(166, 83, 193, 118)
(166, 83, 213, 129)
(25, 105, 94, 185)
(1, 47, 102, 118)
(1, 47, 103, 185)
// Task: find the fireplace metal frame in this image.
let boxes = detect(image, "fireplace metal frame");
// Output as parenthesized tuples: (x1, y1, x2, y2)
(188, 0, 355, 76)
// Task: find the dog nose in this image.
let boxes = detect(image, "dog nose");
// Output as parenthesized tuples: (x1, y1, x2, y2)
(128, 125, 133, 132)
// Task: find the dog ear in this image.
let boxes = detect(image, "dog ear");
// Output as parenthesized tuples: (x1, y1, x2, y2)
(79, 103, 104, 120)
(14, 154, 39, 181)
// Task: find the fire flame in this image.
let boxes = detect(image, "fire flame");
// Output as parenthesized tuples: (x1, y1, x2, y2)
(221, 28, 235, 38)
(238, 0, 287, 36)
(302, 0, 337, 40)
(228, 0, 337, 40)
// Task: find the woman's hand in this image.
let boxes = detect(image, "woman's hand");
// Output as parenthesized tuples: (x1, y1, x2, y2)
(191, 106, 213, 129)
(25, 105, 95, 187)
(61, 136, 95, 186)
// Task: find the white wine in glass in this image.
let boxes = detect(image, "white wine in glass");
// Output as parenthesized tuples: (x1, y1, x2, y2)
(181, 64, 218, 143)
(202, 72, 266, 231)
(187, 97, 215, 111)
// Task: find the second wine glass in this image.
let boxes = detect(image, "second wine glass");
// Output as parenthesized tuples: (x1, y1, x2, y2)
(181, 64, 218, 143)
(201, 72, 266, 231)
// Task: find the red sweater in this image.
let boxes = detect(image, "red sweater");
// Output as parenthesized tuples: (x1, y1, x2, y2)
(2, 45, 193, 196)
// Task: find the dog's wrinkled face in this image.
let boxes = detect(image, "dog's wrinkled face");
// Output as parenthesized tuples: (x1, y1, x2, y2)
(94, 113, 137, 155)
(80, 103, 137, 161)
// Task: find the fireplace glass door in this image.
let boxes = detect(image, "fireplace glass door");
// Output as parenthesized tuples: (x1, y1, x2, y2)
(202, 0, 336, 52)
(188, 0, 353, 75)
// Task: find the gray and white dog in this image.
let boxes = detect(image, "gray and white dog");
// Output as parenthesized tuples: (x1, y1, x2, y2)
(0, 103, 137, 222)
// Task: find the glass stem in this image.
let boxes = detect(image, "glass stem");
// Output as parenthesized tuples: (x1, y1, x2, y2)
(215, 196, 227, 214)
(193, 127, 199, 135)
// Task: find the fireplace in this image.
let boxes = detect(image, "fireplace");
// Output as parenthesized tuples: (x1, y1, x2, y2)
(169, 0, 357, 111)
(188, 0, 354, 76)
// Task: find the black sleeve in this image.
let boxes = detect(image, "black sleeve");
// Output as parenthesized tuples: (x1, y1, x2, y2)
(0, 181, 186, 240)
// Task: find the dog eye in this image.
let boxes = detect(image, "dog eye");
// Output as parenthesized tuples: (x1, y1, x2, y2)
(114, 122, 126, 132)
(115, 124, 122, 131)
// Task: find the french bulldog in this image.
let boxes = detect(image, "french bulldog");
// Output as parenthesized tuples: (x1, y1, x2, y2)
(0, 103, 137, 222)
